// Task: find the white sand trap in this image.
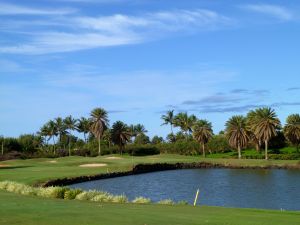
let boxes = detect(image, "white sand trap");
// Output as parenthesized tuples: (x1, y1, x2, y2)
(47, 160, 57, 163)
(0, 164, 9, 167)
(105, 156, 122, 160)
(79, 163, 107, 168)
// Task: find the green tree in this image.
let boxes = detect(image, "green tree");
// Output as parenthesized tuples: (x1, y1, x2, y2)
(111, 121, 131, 154)
(161, 110, 175, 134)
(90, 108, 109, 156)
(246, 110, 262, 152)
(46, 120, 58, 154)
(64, 115, 78, 156)
(77, 117, 91, 143)
(250, 107, 281, 160)
(193, 120, 213, 157)
(54, 117, 67, 150)
(134, 133, 150, 145)
(174, 112, 197, 139)
(225, 115, 249, 159)
(152, 136, 164, 144)
(284, 114, 300, 152)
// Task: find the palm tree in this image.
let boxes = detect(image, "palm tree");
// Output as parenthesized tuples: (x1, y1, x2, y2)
(90, 108, 109, 156)
(246, 110, 262, 152)
(64, 115, 78, 156)
(161, 110, 175, 134)
(54, 117, 67, 149)
(174, 112, 197, 139)
(284, 114, 300, 152)
(102, 129, 112, 148)
(46, 120, 58, 154)
(134, 124, 148, 136)
(193, 120, 213, 157)
(250, 107, 281, 160)
(111, 121, 131, 155)
(225, 115, 249, 159)
(77, 117, 91, 143)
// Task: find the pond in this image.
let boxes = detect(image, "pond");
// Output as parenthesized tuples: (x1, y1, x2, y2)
(70, 169, 300, 210)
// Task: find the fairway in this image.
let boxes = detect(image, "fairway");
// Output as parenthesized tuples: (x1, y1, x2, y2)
(1, 190, 299, 225)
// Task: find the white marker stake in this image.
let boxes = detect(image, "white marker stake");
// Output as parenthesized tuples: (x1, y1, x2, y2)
(194, 189, 199, 206)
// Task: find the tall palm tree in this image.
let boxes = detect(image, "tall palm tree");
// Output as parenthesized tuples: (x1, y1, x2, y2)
(64, 115, 78, 156)
(246, 110, 262, 152)
(193, 120, 213, 157)
(174, 112, 197, 139)
(284, 114, 300, 152)
(46, 120, 58, 154)
(111, 121, 131, 155)
(90, 108, 109, 156)
(54, 117, 67, 149)
(161, 110, 175, 134)
(250, 107, 281, 160)
(77, 117, 91, 143)
(134, 124, 148, 136)
(225, 115, 249, 159)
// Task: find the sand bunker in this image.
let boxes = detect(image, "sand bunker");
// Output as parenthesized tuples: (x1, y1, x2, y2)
(105, 156, 122, 160)
(47, 160, 57, 163)
(0, 164, 9, 167)
(79, 163, 107, 168)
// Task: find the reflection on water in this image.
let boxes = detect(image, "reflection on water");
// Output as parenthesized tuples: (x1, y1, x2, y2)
(70, 169, 300, 210)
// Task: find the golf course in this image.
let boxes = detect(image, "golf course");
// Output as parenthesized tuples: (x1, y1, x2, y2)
(1, 154, 300, 225)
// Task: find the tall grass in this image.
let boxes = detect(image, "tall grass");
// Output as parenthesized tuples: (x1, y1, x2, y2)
(0, 181, 181, 206)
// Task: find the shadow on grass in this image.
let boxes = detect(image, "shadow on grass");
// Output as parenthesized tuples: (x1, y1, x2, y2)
(0, 166, 33, 170)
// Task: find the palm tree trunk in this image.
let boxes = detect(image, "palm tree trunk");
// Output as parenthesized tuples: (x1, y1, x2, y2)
(171, 125, 173, 134)
(255, 143, 260, 152)
(98, 137, 101, 156)
(265, 139, 268, 160)
(202, 143, 205, 158)
(84, 133, 87, 143)
(52, 136, 56, 155)
(238, 144, 241, 159)
(68, 137, 71, 157)
(1, 141, 4, 155)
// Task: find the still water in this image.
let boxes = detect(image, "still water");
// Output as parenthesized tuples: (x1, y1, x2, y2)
(70, 169, 300, 210)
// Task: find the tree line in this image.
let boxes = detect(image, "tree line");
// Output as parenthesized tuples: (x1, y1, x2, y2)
(0, 107, 299, 160)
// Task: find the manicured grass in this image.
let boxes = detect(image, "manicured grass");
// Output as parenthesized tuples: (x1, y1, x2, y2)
(1, 154, 299, 225)
(1, 190, 299, 225)
(0, 154, 299, 185)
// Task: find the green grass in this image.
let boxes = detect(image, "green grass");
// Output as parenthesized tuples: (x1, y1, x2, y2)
(1, 190, 299, 225)
(0, 154, 299, 185)
(1, 154, 299, 225)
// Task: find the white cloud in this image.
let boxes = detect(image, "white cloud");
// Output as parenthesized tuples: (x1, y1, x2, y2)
(242, 4, 293, 21)
(0, 3, 76, 15)
(0, 9, 233, 54)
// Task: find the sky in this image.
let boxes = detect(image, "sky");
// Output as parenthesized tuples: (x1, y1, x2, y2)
(0, 0, 300, 139)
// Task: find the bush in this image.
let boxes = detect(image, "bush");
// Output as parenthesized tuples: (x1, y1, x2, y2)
(64, 189, 83, 200)
(157, 199, 174, 205)
(132, 197, 151, 204)
(111, 195, 128, 203)
(207, 134, 231, 153)
(91, 192, 114, 202)
(37, 186, 70, 199)
(126, 145, 160, 156)
(177, 200, 188, 205)
(75, 190, 102, 201)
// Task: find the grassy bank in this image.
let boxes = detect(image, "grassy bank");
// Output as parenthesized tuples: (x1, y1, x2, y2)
(1, 190, 299, 225)
(0, 154, 299, 185)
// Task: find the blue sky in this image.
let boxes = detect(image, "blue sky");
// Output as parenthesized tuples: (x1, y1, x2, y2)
(1, 0, 300, 138)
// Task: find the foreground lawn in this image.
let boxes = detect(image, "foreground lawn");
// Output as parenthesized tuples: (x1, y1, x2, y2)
(0, 154, 299, 185)
(1, 191, 299, 225)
